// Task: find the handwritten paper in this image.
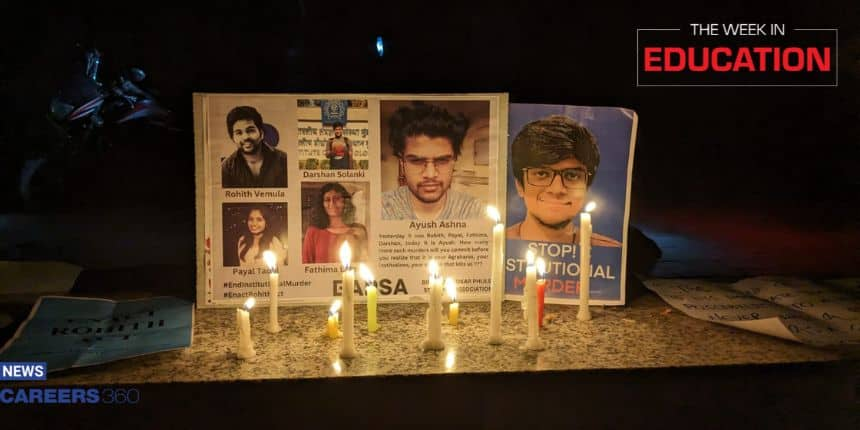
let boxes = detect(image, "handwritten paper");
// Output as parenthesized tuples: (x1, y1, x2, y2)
(644, 279, 852, 347)
(0, 296, 193, 372)
(731, 276, 860, 342)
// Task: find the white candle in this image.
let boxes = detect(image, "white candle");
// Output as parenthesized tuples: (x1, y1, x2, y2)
(578, 202, 595, 321)
(236, 297, 256, 359)
(524, 251, 544, 350)
(421, 260, 444, 350)
(359, 263, 378, 332)
(445, 277, 459, 326)
(263, 251, 282, 333)
(487, 206, 504, 344)
(339, 242, 357, 358)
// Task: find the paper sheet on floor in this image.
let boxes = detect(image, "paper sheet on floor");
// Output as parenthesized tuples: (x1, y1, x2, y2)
(0, 296, 193, 372)
(645, 279, 854, 347)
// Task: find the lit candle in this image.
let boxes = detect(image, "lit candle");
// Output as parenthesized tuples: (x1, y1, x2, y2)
(339, 242, 357, 358)
(263, 251, 282, 333)
(327, 300, 342, 339)
(524, 250, 544, 350)
(421, 260, 445, 350)
(523, 250, 535, 322)
(445, 277, 459, 326)
(236, 297, 256, 359)
(487, 206, 504, 344)
(444, 350, 456, 372)
(359, 263, 378, 333)
(578, 202, 595, 321)
(536, 257, 547, 328)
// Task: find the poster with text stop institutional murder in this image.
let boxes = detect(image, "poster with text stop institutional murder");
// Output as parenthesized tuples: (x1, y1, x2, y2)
(504, 104, 637, 305)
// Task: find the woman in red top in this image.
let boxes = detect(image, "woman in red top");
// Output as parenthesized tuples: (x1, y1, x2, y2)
(302, 183, 368, 264)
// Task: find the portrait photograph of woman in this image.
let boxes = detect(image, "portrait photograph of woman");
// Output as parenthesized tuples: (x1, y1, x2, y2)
(222, 203, 288, 267)
(301, 182, 369, 264)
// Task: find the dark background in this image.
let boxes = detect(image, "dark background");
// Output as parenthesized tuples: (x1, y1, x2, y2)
(0, 2, 857, 277)
(0, 4, 855, 427)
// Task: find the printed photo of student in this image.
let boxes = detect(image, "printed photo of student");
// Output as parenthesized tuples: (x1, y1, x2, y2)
(507, 115, 621, 246)
(379, 100, 489, 220)
(223, 203, 288, 267)
(301, 182, 369, 264)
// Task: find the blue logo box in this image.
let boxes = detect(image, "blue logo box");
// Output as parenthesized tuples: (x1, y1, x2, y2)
(0, 362, 47, 381)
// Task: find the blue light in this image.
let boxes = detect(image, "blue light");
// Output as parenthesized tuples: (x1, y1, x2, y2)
(376, 36, 384, 57)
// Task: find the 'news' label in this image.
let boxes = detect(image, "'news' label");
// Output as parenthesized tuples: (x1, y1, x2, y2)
(0, 362, 47, 381)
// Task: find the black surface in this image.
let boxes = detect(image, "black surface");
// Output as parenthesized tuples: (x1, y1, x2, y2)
(0, 3, 856, 426)
(5, 362, 856, 429)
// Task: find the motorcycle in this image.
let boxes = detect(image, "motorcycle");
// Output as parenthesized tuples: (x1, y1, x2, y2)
(20, 47, 174, 202)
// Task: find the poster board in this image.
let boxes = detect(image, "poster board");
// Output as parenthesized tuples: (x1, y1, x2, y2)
(194, 94, 508, 308)
(504, 104, 638, 305)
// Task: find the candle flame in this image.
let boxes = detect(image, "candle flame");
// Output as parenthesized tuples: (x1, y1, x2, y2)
(339, 241, 352, 269)
(358, 263, 374, 284)
(428, 259, 439, 277)
(585, 201, 596, 212)
(444, 277, 457, 301)
(526, 249, 535, 266)
(243, 297, 256, 310)
(262, 250, 277, 271)
(445, 350, 456, 370)
(332, 360, 342, 375)
(329, 299, 342, 316)
(536, 257, 547, 277)
(486, 205, 500, 223)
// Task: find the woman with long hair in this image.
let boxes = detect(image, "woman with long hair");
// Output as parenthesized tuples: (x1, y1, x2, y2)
(302, 183, 368, 264)
(238, 205, 285, 266)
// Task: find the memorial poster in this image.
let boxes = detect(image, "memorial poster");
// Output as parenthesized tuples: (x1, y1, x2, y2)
(504, 104, 637, 305)
(194, 94, 508, 307)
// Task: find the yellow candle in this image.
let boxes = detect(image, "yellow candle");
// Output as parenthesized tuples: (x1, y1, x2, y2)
(236, 297, 256, 359)
(487, 206, 504, 344)
(339, 242, 357, 358)
(327, 300, 342, 339)
(366, 286, 378, 332)
(263, 251, 281, 333)
(578, 202, 595, 321)
(445, 277, 459, 326)
(359, 264, 378, 332)
(326, 315, 339, 338)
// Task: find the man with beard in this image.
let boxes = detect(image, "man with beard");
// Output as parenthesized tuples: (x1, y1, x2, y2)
(507, 115, 620, 246)
(381, 102, 484, 220)
(221, 106, 288, 188)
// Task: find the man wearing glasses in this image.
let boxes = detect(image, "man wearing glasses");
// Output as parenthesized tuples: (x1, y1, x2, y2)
(381, 102, 484, 220)
(507, 115, 621, 246)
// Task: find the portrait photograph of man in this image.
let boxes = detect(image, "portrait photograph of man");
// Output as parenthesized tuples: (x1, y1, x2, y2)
(504, 104, 637, 304)
(507, 114, 621, 246)
(379, 100, 490, 221)
(296, 98, 370, 171)
(219, 105, 288, 188)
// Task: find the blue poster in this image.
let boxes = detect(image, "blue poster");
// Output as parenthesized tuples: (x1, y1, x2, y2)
(320, 100, 349, 125)
(505, 104, 637, 304)
(0, 296, 193, 372)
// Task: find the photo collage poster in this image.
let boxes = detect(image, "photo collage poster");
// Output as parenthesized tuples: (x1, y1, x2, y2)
(194, 94, 508, 307)
(504, 104, 638, 305)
